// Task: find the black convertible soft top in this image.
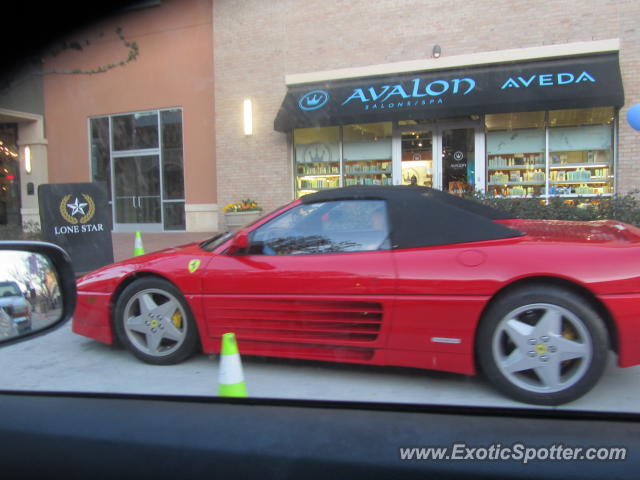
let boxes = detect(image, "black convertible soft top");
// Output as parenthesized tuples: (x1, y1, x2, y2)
(301, 186, 523, 249)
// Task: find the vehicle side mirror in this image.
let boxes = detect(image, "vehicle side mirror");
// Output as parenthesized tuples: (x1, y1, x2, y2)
(227, 230, 249, 255)
(0, 241, 76, 347)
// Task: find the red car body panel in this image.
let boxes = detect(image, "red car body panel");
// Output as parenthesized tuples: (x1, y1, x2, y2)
(73, 203, 640, 376)
(597, 293, 640, 367)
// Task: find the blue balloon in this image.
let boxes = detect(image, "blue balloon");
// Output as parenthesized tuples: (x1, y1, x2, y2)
(627, 104, 640, 131)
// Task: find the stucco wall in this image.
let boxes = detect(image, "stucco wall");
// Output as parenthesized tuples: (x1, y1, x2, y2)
(43, 0, 216, 229)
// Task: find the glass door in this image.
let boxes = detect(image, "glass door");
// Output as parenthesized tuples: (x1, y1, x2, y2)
(441, 127, 476, 195)
(400, 129, 434, 187)
(393, 121, 483, 194)
(113, 155, 162, 232)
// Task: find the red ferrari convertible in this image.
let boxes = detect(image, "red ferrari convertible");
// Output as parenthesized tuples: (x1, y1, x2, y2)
(74, 186, 640, 405)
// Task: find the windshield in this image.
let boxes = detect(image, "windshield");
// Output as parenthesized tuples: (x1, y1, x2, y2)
(1, 0, 639, 421)
(0, 282, 21, 297)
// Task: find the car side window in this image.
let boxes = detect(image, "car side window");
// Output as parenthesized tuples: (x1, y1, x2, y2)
(249, 200, 391, 255)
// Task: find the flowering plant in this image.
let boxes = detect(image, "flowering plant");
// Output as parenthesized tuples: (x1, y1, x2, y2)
(223, 198, 262, 212)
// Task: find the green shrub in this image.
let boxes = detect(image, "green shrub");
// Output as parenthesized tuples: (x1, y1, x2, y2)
(465, 191, 640, 228)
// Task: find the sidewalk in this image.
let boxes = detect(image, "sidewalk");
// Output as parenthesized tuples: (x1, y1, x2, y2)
(111, 232, 216, 263)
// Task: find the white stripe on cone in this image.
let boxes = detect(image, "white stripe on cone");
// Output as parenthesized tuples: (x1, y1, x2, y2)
(218, 352, 245, 385)
(134, 236, 144, 250)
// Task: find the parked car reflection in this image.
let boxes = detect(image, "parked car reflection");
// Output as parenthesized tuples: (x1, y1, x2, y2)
(0, 251, 61, 340)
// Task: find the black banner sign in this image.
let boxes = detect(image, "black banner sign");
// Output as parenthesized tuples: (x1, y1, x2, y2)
(274, 53, 624, 131)
(38, 182, 113, 274)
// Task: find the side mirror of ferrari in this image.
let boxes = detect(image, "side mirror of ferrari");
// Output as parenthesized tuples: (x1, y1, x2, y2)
(228, 230, 250, 255)
(0, 241, 76, 347)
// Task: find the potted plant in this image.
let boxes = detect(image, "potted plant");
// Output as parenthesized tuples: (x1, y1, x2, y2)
(223, 198, 262, 229)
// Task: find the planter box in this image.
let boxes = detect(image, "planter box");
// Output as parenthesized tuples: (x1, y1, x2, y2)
(224, 210, 262, 230)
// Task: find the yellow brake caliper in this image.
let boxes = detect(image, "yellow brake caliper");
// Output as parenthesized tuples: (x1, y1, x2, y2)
(172, 310, 183, 329)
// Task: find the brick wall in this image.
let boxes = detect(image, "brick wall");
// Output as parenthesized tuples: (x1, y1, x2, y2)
(213, 0, 640, 220)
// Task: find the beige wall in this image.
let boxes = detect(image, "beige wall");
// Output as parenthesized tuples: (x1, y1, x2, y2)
(213, 0, 640, 214)
(43, 0, 216, 230)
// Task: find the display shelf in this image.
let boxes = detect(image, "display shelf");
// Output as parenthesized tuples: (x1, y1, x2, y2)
(297, 174, 341, 178)
(487, 152, 546, 198)
(488, 164, 546, 171)
(346, 170, 392, 176)
(550, 180, 610, 185)
(491, 195, 540, 199)
(550, 163, 610, 169)
(488, 147, 615, 198)
(296, 162, 340, 176)
(344, 178, 393, 186)
(343, 158, 392, 186)
(488, 181, 545, 186)
(554, 193, 614, 198)
(549, 164, 611, 181)
(547, 148, 613, 198)
(487, 153, 545, 169)
(295, 158, 341, 196)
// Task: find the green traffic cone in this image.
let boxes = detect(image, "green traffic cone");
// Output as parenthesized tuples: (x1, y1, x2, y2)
(133, 231, 145, 256)
(218, 333, 247, 397)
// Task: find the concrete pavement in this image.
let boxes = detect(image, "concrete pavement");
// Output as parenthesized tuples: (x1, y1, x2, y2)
(0, 321, 639, 412)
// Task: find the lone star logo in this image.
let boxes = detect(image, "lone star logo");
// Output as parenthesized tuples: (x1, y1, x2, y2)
(67, 197, 88, 217)
(59, 194, 96, 225)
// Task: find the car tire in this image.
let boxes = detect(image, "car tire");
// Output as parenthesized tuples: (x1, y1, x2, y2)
(476, 285, 609, 406)
(114, 277, 199, 365)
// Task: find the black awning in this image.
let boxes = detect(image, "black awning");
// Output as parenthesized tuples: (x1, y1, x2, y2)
(274, 53, 624, 131)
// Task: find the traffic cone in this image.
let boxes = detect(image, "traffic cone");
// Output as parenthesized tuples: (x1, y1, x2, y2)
(218, 332, 247, 397)
(133, 231, 145, 256)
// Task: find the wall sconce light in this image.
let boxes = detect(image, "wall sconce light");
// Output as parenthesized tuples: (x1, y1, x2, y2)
(432, 45, 441, 58)
(243, 99, 253, 136)
(24, 146, 32, 174)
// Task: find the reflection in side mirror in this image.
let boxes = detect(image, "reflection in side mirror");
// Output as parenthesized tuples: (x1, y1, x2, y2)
(0, 252, 60, 341)
(0, 242, 76, 346)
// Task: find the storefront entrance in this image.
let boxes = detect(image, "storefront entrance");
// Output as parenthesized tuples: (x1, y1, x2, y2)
(90, 109, 186, 233)
(112, 154, 162, 231)
(395, 122, 482, 194)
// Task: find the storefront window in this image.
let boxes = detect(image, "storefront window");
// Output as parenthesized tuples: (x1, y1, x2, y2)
(112, 112, 159, 151)
(342, 123, 392, 187)
(486, 108, 615, 198)
(160, 109, 185, 230)
(548, 108, 614, 197)
(486, 112, 546, 198)
(294, 123, 392, 197)
(90, 117, 111, 200)
(294, 126, 340, 197)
